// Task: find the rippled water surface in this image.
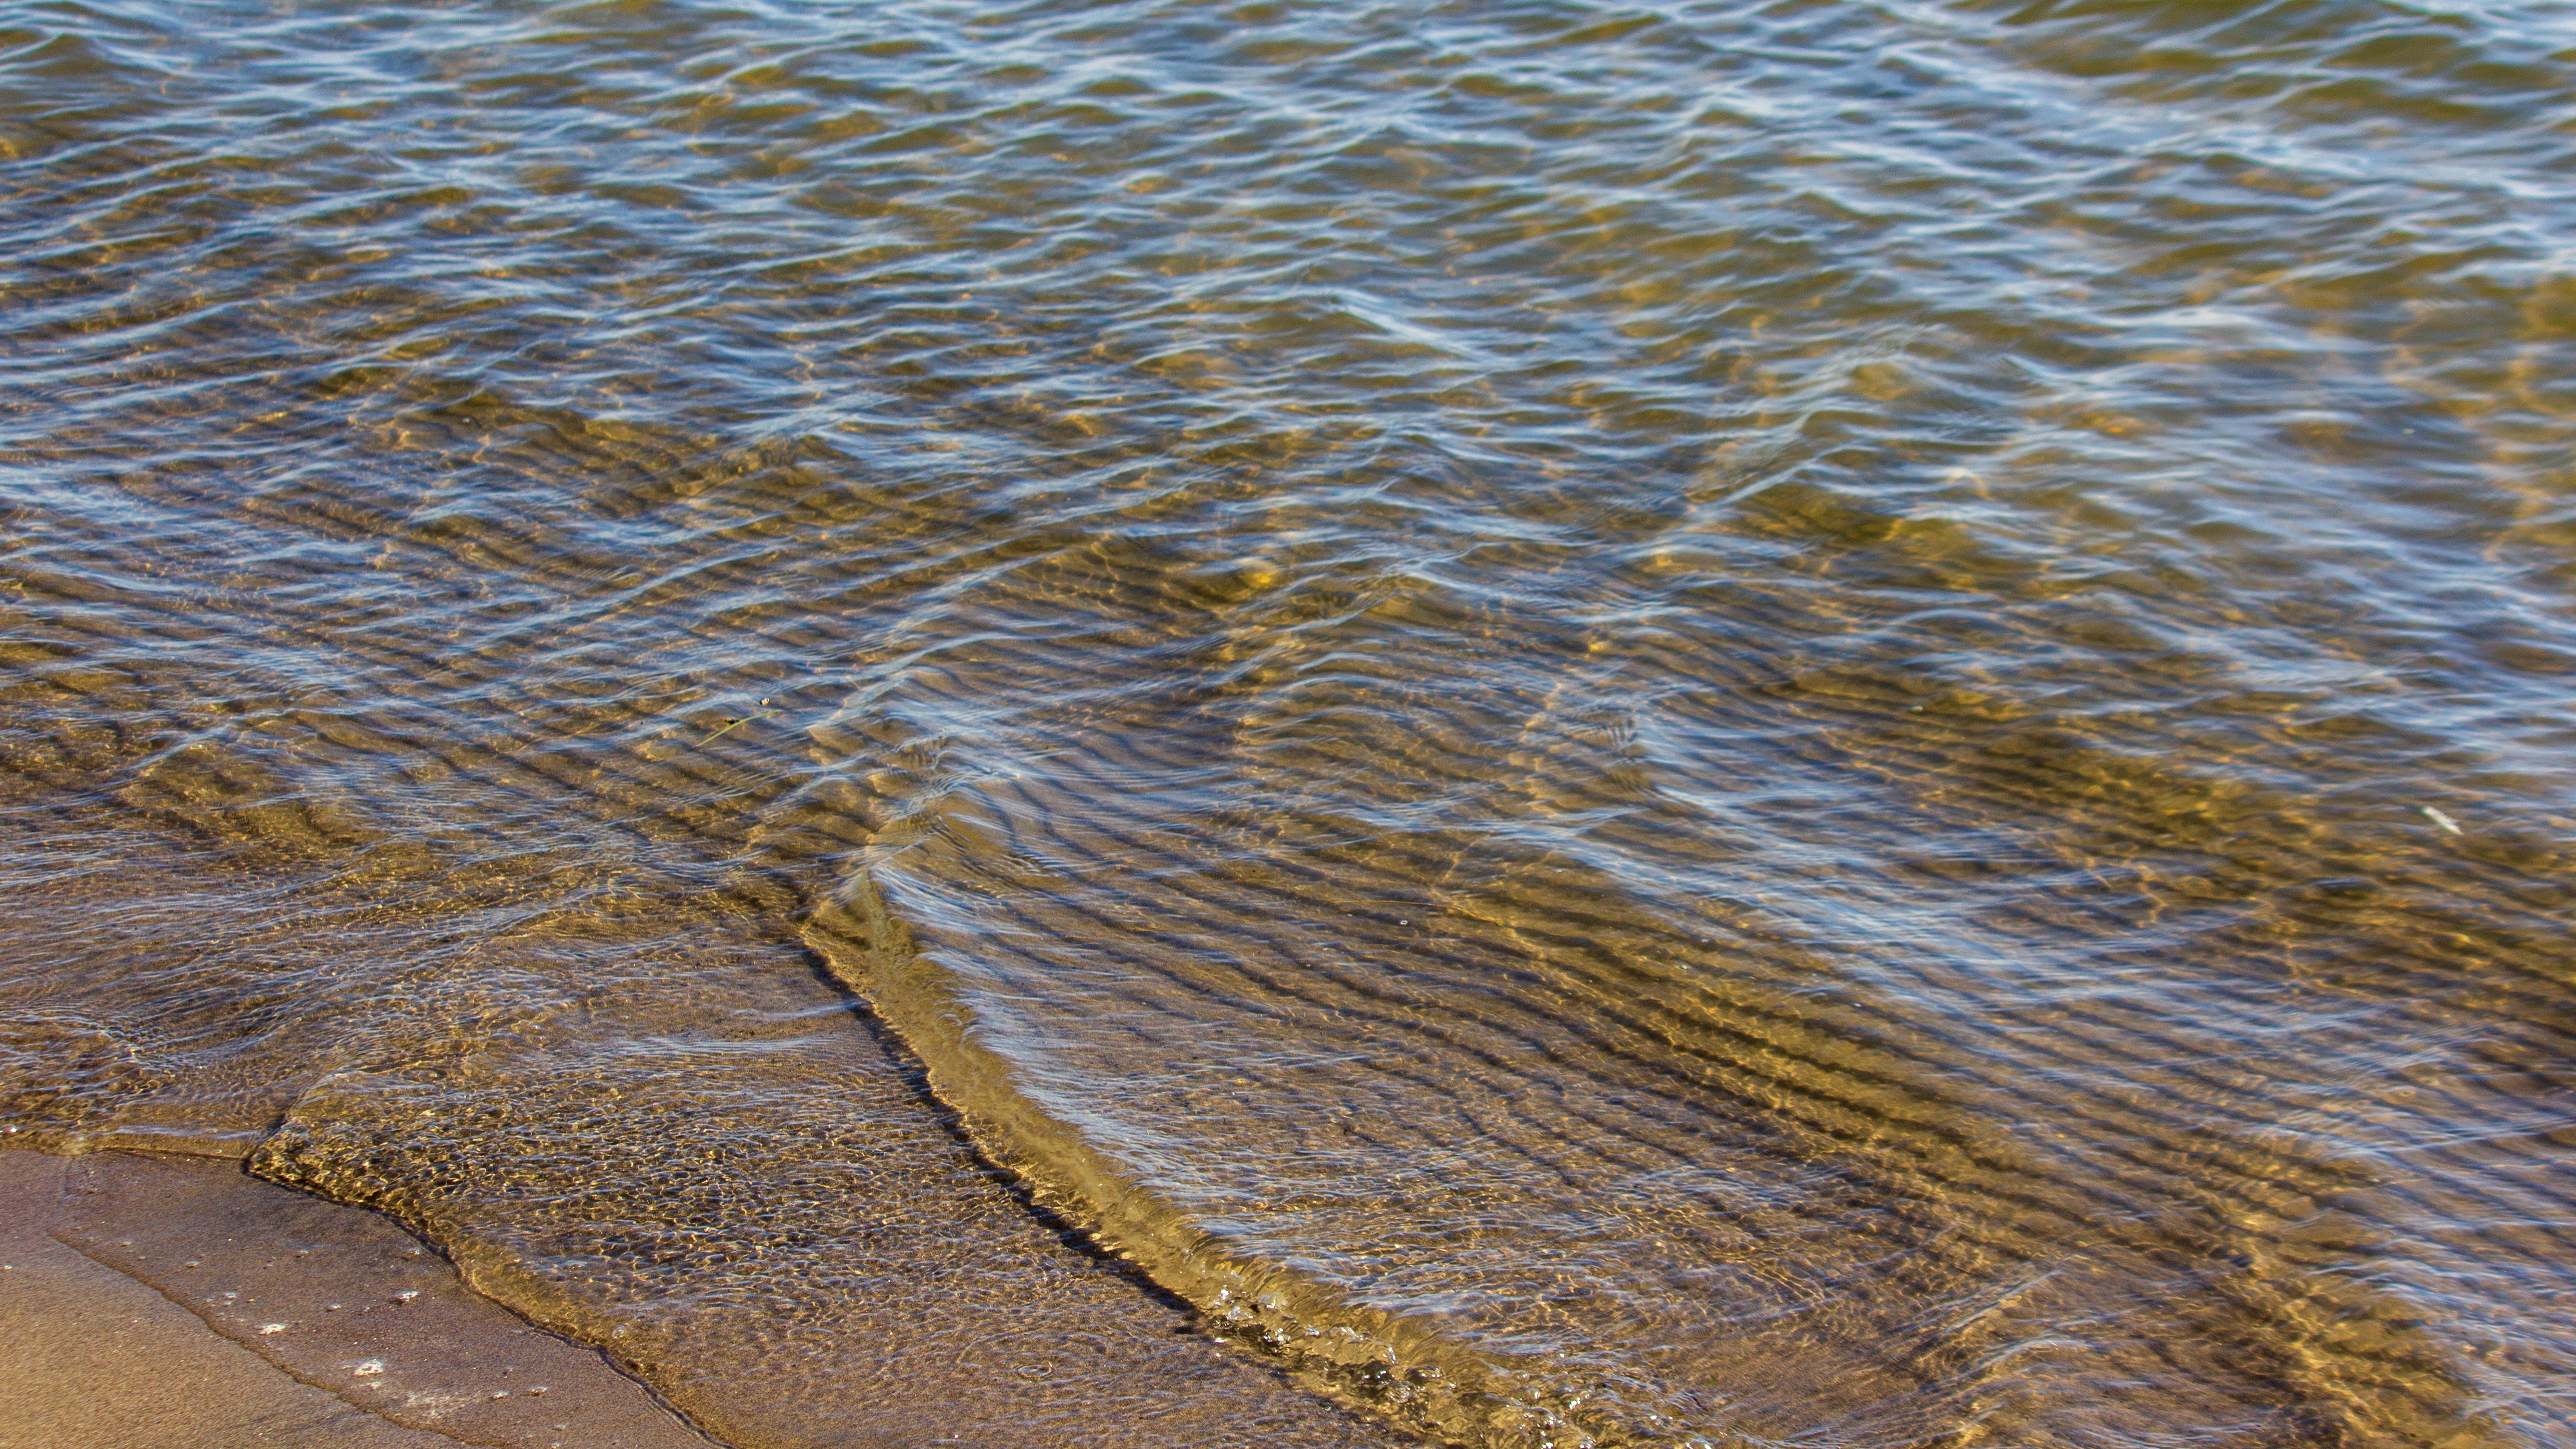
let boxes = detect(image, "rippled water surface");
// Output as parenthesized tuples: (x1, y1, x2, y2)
(5, 0, 2574, 1444)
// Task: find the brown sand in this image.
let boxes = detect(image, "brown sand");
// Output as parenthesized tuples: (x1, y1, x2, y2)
(0, 1148, 713, 1448)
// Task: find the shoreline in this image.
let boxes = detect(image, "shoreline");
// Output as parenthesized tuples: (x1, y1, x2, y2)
(0, 1147, 713, 1449)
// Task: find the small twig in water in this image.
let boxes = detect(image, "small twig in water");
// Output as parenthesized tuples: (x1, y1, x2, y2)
(2420, 804, 2463, 835)
(703, 709, 780, 744)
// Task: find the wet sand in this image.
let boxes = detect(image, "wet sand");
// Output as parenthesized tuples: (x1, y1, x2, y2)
(0, 1149, 711, 1448)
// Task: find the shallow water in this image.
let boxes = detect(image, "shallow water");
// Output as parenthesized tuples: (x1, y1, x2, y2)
(4, 0, 2574, 1444)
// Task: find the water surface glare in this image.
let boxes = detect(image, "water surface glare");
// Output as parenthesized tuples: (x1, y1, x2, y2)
(4, 0, 2574, 1444)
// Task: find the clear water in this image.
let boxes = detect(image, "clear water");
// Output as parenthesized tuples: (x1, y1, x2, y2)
(4, 1, 2573, 1444)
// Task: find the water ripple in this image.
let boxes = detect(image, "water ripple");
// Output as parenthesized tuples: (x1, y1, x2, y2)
(5, 0, 2573, 1444)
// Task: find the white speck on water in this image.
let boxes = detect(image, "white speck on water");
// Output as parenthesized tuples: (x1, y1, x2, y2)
(2421, 804, 2463, 834)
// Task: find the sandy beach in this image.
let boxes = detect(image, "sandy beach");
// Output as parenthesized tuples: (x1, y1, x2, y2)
(0, 1149, 709, 1448)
